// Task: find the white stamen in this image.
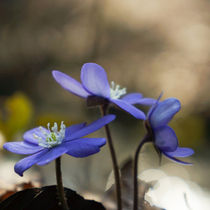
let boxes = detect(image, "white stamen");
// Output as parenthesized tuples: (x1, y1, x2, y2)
(34, 121, 66, 148)
(110, 81, 127, 99)
(51, 122, 58, 133)
(47, 123, 50, 131)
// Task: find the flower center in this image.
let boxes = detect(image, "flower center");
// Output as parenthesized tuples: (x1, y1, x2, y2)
(34, 121, 66, 148)
(110, 81, 127, 99)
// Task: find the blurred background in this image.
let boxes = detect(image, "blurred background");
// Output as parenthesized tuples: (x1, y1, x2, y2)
(0, 0, 210, 209)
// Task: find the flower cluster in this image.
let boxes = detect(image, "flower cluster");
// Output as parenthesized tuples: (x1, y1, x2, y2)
(52, 63, 194, 163)
(4, 62, 193, 179)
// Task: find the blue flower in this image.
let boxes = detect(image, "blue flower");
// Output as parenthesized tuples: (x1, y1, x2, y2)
(3, 115, 115, 176)
(52, 63, 156, 120)
(146, 97, 194, 164)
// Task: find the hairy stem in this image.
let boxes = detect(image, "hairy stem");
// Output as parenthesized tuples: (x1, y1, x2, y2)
(133, 135, 149, 210)
(100, 105, 122, 210)
(55, 157, 69, 210)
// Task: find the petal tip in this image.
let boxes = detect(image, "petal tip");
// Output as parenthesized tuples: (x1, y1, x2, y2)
(14, 165, 23, 177)
(108, 114, 116, 121)
(82, 62, 103, 69)
(135, 112, 146, 120)
(52, 70, 61, 78)
(3, 143, 8, 150)
(101, 138, 106, 146)
(168, 97, 181, 110)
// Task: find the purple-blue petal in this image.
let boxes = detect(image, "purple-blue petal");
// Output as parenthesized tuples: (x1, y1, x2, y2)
(163, 151, 193, 165)
(66, 138, 106, 157)
(65, 122, 86, 137)
(36, 144, 69, 166)
(133, 98, 157, 106)
(147, 105, 156, 119)
(146, 93, 163, 118)
(80, 63, 110, 98)
(23, 127, 49, 145)
(122, 93, 157, 106)
(3, 141, 43, 155)
(52, 70, 90, 98)
(121, 93, 143, 104)
(154, 125, 178, 152)
(66, 115, 116, 140)
(149, 98, 181, 128)
(164, 147, 194, 157)
(111, 99, 146, 119)
(14, 149, 48, 176)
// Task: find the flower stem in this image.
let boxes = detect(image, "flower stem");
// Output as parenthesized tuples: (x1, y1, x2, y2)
(55, 157, 69, 210)
(133, 135, 150, 210)
(100, 105, 122, 210)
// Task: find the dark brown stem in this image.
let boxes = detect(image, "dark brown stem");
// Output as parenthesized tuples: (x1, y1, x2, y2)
(100, 105, 122, 210)
(133, 135, 150, 210)
(55, 157, 69, 210)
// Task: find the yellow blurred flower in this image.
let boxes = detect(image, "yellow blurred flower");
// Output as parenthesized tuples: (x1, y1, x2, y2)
(0, 92, 33, 142)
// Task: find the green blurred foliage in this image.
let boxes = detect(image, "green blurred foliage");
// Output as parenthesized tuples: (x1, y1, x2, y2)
(171, 115, 206, 149)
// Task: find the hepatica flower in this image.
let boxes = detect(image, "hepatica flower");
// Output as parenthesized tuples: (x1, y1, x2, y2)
(3, 115, 115, 176)
(52, 63, 156, 120)
(146, 98, 194, 164)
